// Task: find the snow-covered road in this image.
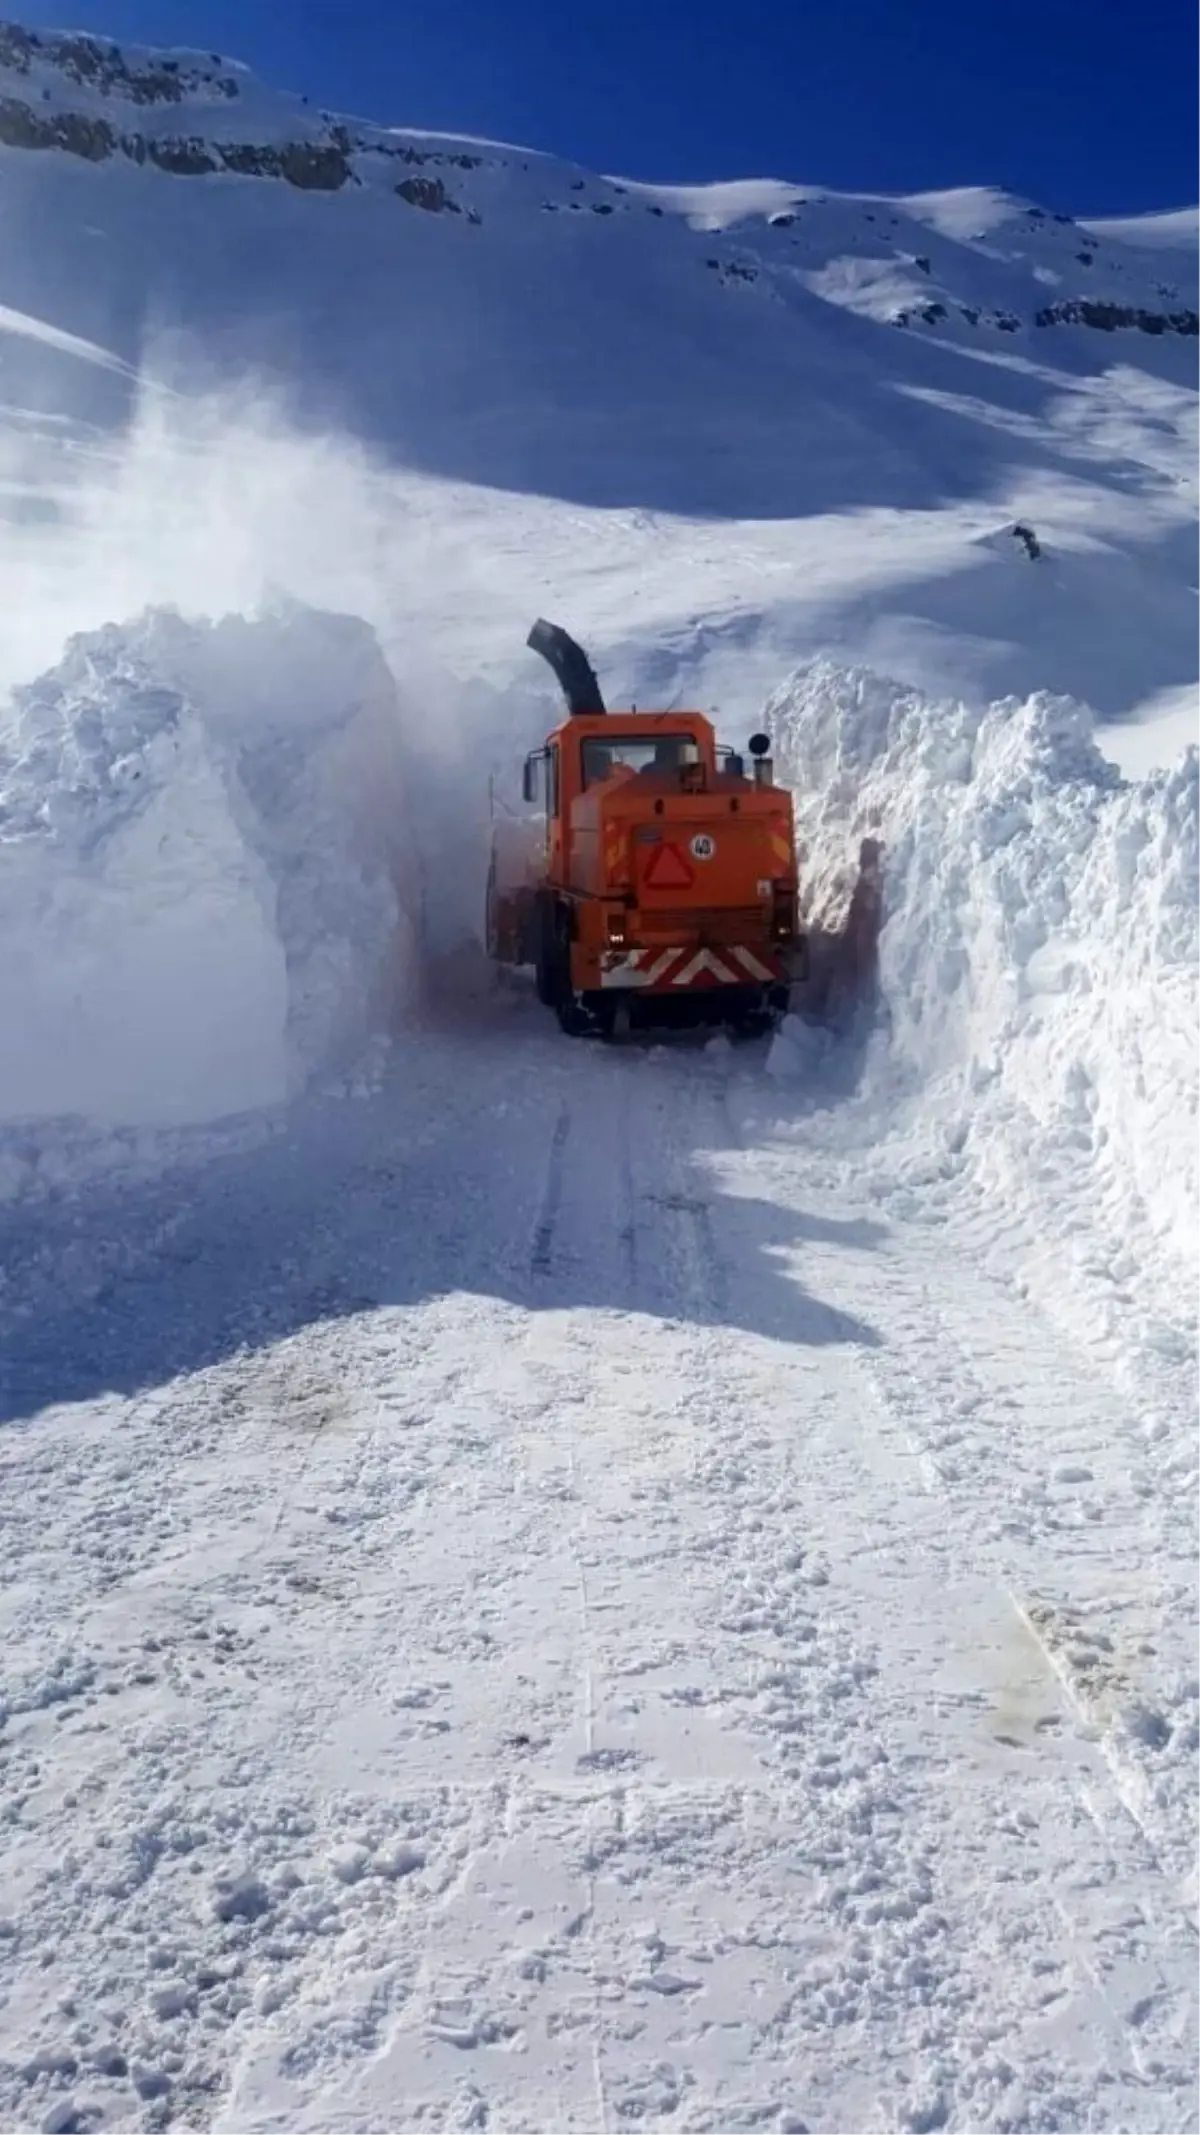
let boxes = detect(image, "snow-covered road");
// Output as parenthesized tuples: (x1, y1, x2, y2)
(1, 991, 1195, 2135)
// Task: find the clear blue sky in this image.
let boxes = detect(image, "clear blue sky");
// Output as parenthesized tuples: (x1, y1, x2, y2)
(19, 0, 1197, 213)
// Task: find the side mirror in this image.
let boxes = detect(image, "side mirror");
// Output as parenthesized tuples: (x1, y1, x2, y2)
(522, 753, 539, 806)
(748, 733, 771, 758)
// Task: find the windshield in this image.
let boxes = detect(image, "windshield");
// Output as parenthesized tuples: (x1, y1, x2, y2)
(581, 735, 697, 787)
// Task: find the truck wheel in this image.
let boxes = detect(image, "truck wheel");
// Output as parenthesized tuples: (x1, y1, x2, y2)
(534, 896, 560, 1006)
(484, 856, 501, 962)
(730, 1008, 774, 1041)
(539, 900, 590, 1035)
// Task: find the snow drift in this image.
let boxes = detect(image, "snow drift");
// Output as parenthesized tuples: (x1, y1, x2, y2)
(0, 603, 414, 1136)
(769, 660, 1198, 1353)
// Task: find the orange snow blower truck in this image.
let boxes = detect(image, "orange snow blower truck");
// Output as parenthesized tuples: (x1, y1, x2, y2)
(486, 620, 807, 1036)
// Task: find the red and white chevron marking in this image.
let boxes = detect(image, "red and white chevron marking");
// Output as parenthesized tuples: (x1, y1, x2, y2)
(599, 944, 780, 990)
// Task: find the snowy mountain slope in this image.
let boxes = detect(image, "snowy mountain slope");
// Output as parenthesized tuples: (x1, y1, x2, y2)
(1085, 205, 1199, 255)
(0, 16, 1194, 731)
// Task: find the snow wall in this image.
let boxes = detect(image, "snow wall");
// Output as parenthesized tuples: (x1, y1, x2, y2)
(0, 604, 419, 1134)
(768, 660, 1199, 1346)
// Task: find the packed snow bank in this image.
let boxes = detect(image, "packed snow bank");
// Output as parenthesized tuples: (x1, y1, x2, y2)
(769, 660, 1198, 1358)
(0, 604, 413, 1143)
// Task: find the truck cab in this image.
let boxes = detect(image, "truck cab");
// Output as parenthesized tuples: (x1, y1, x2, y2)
(489, 622, 804, 1036)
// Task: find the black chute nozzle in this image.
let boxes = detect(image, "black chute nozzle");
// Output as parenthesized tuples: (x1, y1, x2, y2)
(527, 618, 606, 717)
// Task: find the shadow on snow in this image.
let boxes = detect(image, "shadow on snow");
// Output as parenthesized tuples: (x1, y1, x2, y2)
(0, 1019, 885, 1425)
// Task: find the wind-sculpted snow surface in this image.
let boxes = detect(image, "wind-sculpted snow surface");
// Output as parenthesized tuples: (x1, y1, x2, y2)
(0, 604, 412, 1147)
(769, 661, 1199, 1371)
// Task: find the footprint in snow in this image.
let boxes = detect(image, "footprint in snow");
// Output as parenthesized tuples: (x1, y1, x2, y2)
(576, 1746, 642, 1772)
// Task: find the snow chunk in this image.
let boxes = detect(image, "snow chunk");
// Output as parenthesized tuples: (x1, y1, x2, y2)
(210, 1872, 273, 1923)
(0, 604, 413, 1133)
(328, 1841, 370, 1885)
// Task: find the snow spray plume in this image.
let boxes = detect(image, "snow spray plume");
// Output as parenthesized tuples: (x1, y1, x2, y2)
(0, 343, 554, 1137)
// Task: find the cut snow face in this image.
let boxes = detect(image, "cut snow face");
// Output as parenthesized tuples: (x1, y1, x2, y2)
(0, 604, 413, 1131)
(768, 660, 1199, 1360)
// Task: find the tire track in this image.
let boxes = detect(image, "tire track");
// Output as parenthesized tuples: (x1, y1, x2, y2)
(614, 1074, 638, 1308)
(626, 1083, 1198, 2126)
(757, 1183, 1200, 2104)
(530, 1100, 572, 1276)
(621, 1059, 731, 1329)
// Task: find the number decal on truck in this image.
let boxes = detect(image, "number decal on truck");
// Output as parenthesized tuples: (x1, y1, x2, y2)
(690, 833, 716, 861)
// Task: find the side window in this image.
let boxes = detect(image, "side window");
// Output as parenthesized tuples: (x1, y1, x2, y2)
(547, 742, 560, 817)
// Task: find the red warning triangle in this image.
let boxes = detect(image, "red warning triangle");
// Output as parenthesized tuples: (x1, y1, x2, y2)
(642, 841, 694, 890)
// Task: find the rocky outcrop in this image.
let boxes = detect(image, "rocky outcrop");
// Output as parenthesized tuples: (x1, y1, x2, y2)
(0, 96, 353, 188)
(395, 175, 447, 212)
(144, 136, 219, 178)
(897, 285, 1197, 342)
(893, 296, 1195, 341)
(705, 258, 757, 285)
(0, 21, 486, 212)
(893, 300, 948, 327)
(391, 143, 481, 172)
(0, 21, 240, 104)
(0, 94, 115, 160)
(394, 174, 481, 222)
(1034, 299, 1198, 337)
(228, 140, 351, 190)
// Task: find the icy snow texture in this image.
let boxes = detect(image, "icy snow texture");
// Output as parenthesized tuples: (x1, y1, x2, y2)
(768, 660, 1198, 1352)
(0, 605, 411, 1129)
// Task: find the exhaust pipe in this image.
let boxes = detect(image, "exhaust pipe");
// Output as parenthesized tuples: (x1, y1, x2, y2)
(748, 730, 774, 786)
(527, 619, 606, 717)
